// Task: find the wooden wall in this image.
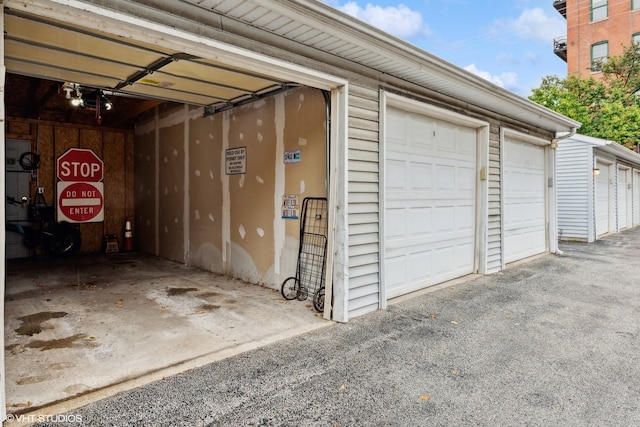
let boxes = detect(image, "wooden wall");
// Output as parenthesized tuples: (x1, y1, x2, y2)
(6, 118, 135, 253)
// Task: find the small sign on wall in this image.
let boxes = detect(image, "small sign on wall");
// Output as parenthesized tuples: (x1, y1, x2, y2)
(225, 147, 247, 175)
(282, 194, 300, 219)
(284, 149, 301, 164)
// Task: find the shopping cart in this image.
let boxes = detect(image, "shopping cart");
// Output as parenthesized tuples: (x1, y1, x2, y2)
(280, 197, 328, 312)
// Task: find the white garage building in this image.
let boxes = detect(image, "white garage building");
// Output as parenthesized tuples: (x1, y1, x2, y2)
(0, 0, 581, 327)
(1, 0, 580, 415)
(557, 134, 640, 242)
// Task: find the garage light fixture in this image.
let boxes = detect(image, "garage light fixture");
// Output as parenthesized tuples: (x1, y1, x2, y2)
(62, 82, 113, 111)
(593, 168, 600, 176)
(62, 82, 83, 106)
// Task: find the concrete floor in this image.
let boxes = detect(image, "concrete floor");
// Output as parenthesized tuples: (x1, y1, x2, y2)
(4, 253, 329, 416)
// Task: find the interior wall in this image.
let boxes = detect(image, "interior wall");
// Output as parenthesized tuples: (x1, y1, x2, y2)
(5, 118, 134, 254)
(134, 127, 157, 255)
(135, 86, 327, 288)
(188, 108, 223, 272)
(158, 117, 186, 263)
(280, 87, 328, 280)
(227, 98, 276, 282)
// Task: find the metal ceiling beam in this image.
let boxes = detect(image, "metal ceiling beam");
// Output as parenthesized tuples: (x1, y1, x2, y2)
(203, 83, 301, 116)
(113, 53, 197, 90)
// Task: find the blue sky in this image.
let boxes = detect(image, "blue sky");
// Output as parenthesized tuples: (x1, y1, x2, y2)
(322, 0, 567, 97)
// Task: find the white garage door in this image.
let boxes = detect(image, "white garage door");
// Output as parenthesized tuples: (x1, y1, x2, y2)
(617, 167, 630, 230)
(503, 139, 546, 263)
(384, 107, 476, 299)
(595, 161, 610, 236)
(634, 170, 640, 226)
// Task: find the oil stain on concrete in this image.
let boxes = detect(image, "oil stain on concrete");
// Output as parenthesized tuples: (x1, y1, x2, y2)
(26, 333, 90, 351)
(16, 312, 67, 336)
(166, 287, 198, 296)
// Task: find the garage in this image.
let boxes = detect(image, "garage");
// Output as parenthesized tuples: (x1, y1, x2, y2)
(596, 160, 612, 236)
(502, 133, 548, 264)
(556, 135, 640, 243)
(617, 166, 631, 231)
(2, 0, 582, 419)
(382, 95, 487, 300)
(3, 0, 344, 415)
(634, 170, 640, 226)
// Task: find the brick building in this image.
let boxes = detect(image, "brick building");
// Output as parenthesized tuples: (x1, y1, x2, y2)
(554, 0, 640, 77)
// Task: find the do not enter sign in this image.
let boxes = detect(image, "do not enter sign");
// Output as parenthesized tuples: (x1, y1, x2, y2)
(57, 181, 104, 223)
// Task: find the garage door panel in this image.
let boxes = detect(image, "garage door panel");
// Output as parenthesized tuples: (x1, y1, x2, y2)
(596, 162, 610, 236)
(634, 171, 640, 226)
(386, 159, 407, 190)
(453, 168, 477, 197)
(617, 167, 629, 230)
(385, 255, 408, 290)
(436, 165, 456, 191)
(385, 106, 476, 299)
(504, 139, 546, 264)
(456, 204, 476, 231)
(455, 242, 475, 269)
(410, 163, 434, 190)
(506, 201, 544, 224)
(409, 250, 433, 281)
(385, 207, 406, 240)
(409, 121, 434, 151)
(409, 207, 433, 236)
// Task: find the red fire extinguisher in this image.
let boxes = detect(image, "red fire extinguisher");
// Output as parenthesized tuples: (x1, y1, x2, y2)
(124, 217, 133, 251)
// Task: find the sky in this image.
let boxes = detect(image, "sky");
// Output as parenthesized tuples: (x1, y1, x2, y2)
(322, 0, 568, 98)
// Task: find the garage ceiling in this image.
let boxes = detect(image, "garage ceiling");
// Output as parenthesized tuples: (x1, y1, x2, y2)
(4, 7, 291, 128)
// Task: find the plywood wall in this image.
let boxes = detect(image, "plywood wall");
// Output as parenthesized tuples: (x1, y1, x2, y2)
(6, 119, 135, 254)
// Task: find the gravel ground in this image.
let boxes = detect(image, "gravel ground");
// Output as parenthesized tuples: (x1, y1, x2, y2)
(26, 228, 640, 427)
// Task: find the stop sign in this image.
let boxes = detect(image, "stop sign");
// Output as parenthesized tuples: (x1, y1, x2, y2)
(57, 148, 104, 182)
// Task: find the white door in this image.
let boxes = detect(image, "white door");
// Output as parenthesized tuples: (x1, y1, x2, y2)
(384, 107, 476, 299)
(617, 166, 630, 230)
(503, 139, 546, 263)
(595, 161, 610, 236)
(5, 140, 31, 259)
(634, 170, 640, 226)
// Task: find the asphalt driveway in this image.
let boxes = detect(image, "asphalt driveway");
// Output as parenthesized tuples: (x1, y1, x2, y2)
(23, 227, 640, 426)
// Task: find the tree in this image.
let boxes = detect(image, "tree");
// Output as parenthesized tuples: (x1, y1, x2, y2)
(529, 43, 640, 149)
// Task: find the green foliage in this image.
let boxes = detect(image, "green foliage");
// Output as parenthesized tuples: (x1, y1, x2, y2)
(529, 43, 640, 148)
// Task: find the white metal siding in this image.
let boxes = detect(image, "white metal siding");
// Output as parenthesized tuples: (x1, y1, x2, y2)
(346, 83, 381, 319)
(384, 107, 476, 298)
(556, 140, 591, 241)
(503, 138, 547, 263)
(486, 127, 502, 273)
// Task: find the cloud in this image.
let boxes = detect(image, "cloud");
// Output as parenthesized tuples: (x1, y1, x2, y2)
(464, 64, 519, 90)
(338, 2, 430, 39)
(494, 7, 565, 44)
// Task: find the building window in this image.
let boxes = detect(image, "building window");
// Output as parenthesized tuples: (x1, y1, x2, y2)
(634, 33, 640, 45)
(634, 0, 640, 11)
(591, 0, 607, 21)
(591, 41, 608, 71)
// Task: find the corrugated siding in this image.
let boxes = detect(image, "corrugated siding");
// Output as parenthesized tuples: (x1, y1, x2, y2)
(557, 140, 590, 240)
(486, 125, 502, 273)
(346, 83, 381, 319)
